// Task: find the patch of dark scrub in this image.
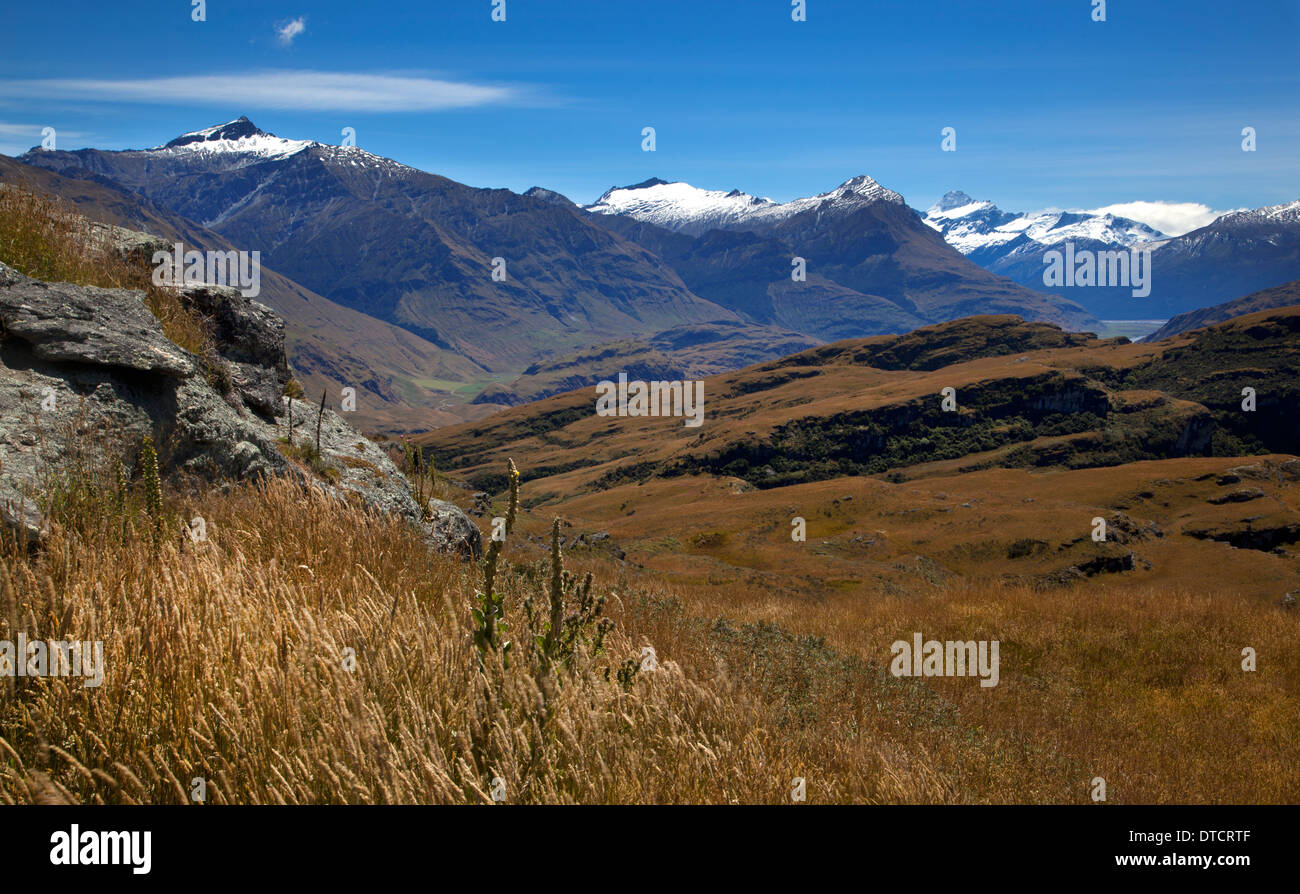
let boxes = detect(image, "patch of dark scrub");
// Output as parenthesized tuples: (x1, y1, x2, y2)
(430, 404, 592, 471)
(1006, 538, 1049, 559)
(1184, 522, 1300, 553)
(467, 469, 509, 494)
(592, 459, 661, 489)
(1206, 489, 1266, 505)
(662, 373, 1111, 488)
(1039, 551, 1137, 586)
(1122, 315, 1300, 456)
(1074, 553, 1137, 576)
(468, 456, 605, 495)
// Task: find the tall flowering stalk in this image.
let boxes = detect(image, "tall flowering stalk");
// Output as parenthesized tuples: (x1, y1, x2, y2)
(140, 435, 163, 547)
(473, 458, 519, 656)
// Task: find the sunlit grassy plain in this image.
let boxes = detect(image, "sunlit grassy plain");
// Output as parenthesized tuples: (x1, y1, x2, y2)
(4, 458, 1294, 804)
(482, 460, 1300, 804)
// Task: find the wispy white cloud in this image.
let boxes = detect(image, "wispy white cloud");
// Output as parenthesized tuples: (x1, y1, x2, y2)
(1084, 201, 1238, 237)
(276, 17, 306, 46)
(0, 71, 528, 112)
(0, 122, 84, 139)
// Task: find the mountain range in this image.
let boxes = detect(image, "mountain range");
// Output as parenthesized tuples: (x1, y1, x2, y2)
(18, 118, 731, 373)
(921, 190, 1300, 320)
(10, 118, 1104, 422)
(0, 153, 486, 434)
(585, 175, 910, 236)
(581, 176, 1097, 336)
(10, 117, 1298, 430)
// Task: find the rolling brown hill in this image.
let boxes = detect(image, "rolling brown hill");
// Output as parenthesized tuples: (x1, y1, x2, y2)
(421, 308, 1299, 495)
(420, 304, 1300, 635)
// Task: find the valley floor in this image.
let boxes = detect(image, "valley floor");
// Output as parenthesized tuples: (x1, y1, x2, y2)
(475, 453, 1300, 803)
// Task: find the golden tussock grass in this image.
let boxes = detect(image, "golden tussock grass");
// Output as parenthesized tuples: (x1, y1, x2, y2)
(533, 465, 1300, 803)
(659, 574, 1300, 803)
(0, 467, 956, 804)
(4, 446, 1294, 803)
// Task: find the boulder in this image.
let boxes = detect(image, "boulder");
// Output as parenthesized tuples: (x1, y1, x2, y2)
(0, 259, 479, 557)
(426, 498, 483, 559)
(0, 263, 193, 376)
(87, 221, 172, 266)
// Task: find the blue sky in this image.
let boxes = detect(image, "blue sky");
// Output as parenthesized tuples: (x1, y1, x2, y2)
(2, 0, 1297, 221)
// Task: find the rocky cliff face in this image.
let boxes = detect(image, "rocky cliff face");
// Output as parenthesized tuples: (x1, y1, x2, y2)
(0, 230, 480, 557)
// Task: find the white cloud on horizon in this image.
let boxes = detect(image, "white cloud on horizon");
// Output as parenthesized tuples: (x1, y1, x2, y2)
(0, 71, 526, 112)
(276, 17, 306, 46)
(1082, 201, 1237, 237)
(0, 122, 87, 155)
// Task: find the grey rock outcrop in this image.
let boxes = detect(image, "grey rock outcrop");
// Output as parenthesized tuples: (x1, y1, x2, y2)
(87, 221, 171, 265)
(177, 281, 289, 420)
(0, 262, 193, 376)
(0, 254, 480, 557)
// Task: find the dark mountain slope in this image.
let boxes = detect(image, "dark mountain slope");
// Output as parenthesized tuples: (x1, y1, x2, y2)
(0, 155, 485, 432)
(20, 121, 739, 373)
(1151, 279, 1300, 340)
(1138, 202, 1300, 319)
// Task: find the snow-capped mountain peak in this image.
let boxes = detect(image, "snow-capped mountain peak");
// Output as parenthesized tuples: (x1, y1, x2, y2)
(754, 175, 905, 222)
(930, 189, 978, 213)
(587, 179, 777, 234)
(585, 174, 904, 236)
(1222, 198, 1300, 225)
(155, 117, 314, 160)
(829, 174, 904, 205)
(129, 117, 415, 184)
(1266, 198, 1300, 221)
(163, 116, 266, 147)
(925, 190, 1002, 223)
(923, 190, 1170, 258)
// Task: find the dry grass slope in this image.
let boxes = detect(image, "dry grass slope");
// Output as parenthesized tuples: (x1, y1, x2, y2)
(6, 446, 1294, 803)
(0, 461, 961, 804)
